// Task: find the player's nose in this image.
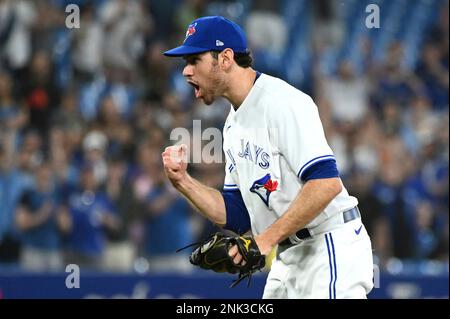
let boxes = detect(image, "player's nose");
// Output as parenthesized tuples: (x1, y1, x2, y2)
(183, 64, 194, 77)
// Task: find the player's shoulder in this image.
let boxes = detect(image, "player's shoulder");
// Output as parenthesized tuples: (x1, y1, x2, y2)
(257, 74, 315, 112)
(257, 74, 312, 102)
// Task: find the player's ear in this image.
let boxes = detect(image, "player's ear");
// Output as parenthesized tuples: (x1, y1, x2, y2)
(219, 49, 234, 70)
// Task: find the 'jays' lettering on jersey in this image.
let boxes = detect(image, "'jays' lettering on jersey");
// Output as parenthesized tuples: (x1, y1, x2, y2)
(222, 73, 358, 235)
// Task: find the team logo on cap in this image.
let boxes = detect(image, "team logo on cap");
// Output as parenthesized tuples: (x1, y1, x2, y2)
(184, 23, 197, 42)
(250, 173, 278, 207)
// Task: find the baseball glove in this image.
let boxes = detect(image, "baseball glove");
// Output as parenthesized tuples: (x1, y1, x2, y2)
(177, 232, 266, 287)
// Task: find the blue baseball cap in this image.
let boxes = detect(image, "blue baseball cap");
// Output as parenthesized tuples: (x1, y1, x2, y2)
(163, 16, 248, 57)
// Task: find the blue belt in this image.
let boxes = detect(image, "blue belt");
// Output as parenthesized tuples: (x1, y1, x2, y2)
(279, 206, 361, 247)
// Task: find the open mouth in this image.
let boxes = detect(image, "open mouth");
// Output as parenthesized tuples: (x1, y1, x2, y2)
(187, 81, 200, 98)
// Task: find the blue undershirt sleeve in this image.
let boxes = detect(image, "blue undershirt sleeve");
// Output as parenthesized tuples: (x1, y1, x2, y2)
(222, 189, 251, 234)
(300, 159, 340, 182)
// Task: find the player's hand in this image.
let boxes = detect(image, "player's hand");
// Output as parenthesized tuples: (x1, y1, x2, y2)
(162, 144, 188, 186)
(228, 244, 247, 266)
(228, 234, 273, 265)
(228, 245, 247, 266)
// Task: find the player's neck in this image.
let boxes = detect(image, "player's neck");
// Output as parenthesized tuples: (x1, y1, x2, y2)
(223, 68, 257, 110)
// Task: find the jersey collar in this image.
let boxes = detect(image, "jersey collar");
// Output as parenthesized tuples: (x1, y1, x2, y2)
(230, 72, 265, 116)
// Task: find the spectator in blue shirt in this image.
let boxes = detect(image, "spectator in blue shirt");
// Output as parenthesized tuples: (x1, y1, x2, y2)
(15, 163, 70, 271)
(63, 164, 120, 269)
(0, 144, 33, 264)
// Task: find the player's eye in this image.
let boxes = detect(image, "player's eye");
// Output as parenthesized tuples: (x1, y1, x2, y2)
(185, 56, 199, 65)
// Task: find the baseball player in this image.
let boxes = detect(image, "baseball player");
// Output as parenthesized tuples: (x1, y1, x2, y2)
(162, 16, 374, 298)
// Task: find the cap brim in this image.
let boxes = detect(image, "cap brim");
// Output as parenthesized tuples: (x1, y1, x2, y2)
(163, 45, 210, 57)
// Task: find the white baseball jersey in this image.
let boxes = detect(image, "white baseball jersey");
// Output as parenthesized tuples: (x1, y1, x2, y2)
(222, 73, 358, 235)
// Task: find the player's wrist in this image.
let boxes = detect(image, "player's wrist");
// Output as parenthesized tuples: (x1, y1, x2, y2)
(254, 234, 275, 256)
(171, 173, 192, 191)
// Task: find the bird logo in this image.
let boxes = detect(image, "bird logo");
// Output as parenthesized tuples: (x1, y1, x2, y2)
(184, 23, 197, 42)
(250, 174, 279, 207)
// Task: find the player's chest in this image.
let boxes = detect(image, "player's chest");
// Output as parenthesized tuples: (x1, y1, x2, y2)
(224, 127, 284, 208)
(223, 125, 279, 173)
(225, 137, 271, 170)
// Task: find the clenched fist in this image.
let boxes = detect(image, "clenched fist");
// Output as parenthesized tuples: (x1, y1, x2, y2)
(161, 144, 188, 186)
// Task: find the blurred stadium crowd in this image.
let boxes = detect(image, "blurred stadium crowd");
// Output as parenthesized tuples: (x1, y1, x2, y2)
(0, 0, 448, 274)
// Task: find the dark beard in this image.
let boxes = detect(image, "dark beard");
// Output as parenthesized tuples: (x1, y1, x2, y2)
(206, 61, 225, 103)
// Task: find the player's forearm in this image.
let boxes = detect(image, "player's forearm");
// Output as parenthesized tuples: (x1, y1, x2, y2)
(173, 173, 227, 226)
(262, 178, 343, 248)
